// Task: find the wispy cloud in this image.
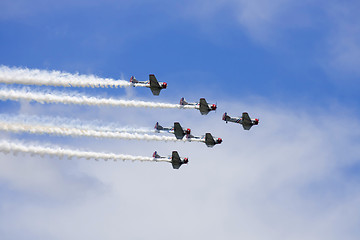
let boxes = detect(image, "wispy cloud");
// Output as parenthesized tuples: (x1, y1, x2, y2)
(0, 98, 359, 239)
(179, 0, 360, 78)
(323, 2, 360, 77)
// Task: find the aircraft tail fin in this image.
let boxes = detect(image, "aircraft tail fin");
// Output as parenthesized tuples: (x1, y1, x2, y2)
(130, 76, 138, 83)
(222, 112, 230, 123)
(154, 122, 163, 131)
(153, 151, 161, 158)
(180, 97, 188, 105)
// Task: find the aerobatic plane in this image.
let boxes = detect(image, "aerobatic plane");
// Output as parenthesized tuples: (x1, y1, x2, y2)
(154, 122, 192, 139)
(153, 151, 188, 169)
(129, 74, 167, 96)
(201, 133, 222, 147)
(180, 97, 217, 115)
(222, 112, 259, 130)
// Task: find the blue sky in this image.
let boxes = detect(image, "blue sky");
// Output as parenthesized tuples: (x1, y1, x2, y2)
(1, 0, 359, 106)
(0, 1, 360, 239)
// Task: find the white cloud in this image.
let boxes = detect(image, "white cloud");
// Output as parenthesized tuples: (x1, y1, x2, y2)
(180, 0, 360, 78)
(322, 2, 360, 77)
(180, 0, 315, 44)
(233, 0, 309, 43)
(0, 97, 359, 239)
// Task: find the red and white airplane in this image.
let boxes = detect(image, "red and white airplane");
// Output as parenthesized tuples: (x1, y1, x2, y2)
(153, 151, 188, 169)
(222, 112, 259, 130)
(129, 74, 167, 96)
(180, 97, 217, 115)
(200, 133, 222, 147)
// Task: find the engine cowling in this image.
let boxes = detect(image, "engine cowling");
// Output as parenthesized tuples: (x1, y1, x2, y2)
(186, 128, 191, 135)
(217, 138, 222, 144)
(211, 104, 217, 110)
(162, 82, 167, 88)
(183, 158, 189, 164)
(254, 119, 259, 125)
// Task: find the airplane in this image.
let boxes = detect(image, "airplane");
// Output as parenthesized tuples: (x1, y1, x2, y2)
(179, 97, 217, 115)
(154, 122, 192, 139)
(153, 151, 188, 169)
(222, 112, 259, 130)
(129, 74, 167, 96)
(201, 133, 222, 147)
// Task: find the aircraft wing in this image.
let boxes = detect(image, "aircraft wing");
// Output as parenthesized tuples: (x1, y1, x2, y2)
(242, 112, 252, 130)
(205, 133, 216, 147)
(149, 74, 161, 88)
(199, 98, 210, 115)
(173, 122, 185, 139)
(149, 74, 161, 95)
(242, 124, 252, 130)
(171, 151, 182, 169)
(150, 88, 161, 96)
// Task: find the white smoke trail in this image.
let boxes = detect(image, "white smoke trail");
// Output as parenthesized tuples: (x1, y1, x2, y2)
(0, 140, 170, 162)
(0, 121, 204, 143)
(0, 65, 131, 88)
(0, 114, 154, 133)
(0, 88, 196, 109)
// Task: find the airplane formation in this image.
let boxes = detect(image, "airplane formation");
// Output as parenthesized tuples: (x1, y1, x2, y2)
(131, 74, 258, 169)
(0, 68, 259, 169)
